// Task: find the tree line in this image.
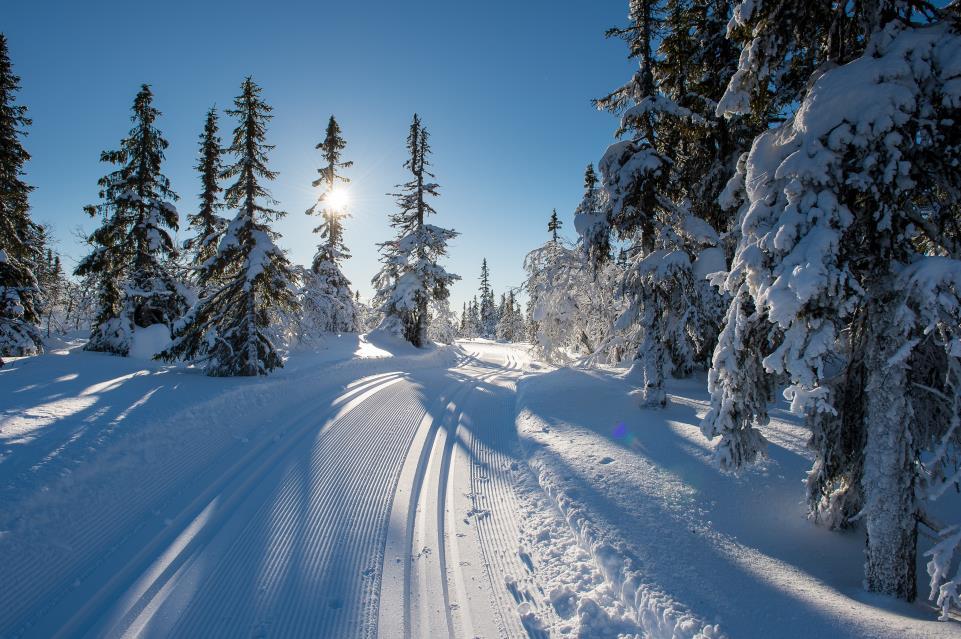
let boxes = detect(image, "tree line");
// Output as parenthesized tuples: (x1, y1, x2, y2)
(0, 35, 460, 373)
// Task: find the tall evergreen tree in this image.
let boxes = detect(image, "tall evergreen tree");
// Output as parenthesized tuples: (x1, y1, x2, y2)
(372, 114, 458, 347)
(704, 1, 961, 604)
(459, 301, 469, 337)
(578, 0, 736, 407)
(184, 107, 226, 283)
(75, 84, 186, 355)
(0, 34, 42, 364)
(496, 290, 525, 342)
(547, 208, 562, 243)
(301, 115, 356, 337)
(160, 78, 298, 376)
(575, 164, 611, 268)
(478, 258, 496, 338)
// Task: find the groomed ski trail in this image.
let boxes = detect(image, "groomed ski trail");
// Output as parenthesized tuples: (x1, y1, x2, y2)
(379, 341, 587, 639)
(5, 340, 635, 638)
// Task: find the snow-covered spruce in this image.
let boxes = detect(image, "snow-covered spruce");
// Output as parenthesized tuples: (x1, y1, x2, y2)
(0, 249, 41, 363)
(159, 78, 298, 376)
(427, 296, 458, 344)
(372, 114, 458, 347)
(183, 106, 227, 290)
(477, 258, 497, 339)
(0, 34, 44, 364)
(578, 0, 748, 406)
(524, 223, 621, 364)
(706, 15, 961, 602)
(300, 115, 357, 339)
(75, 85, 187, 357)
(699, 154, 782, 471)
(495, 290, 525, 342)
(458, 296, 482, 339)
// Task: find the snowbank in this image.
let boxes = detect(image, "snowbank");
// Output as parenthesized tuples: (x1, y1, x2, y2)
(515, 367, 958, 638)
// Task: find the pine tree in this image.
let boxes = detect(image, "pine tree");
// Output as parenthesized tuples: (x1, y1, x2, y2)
(75, 84, 186, 356)
(478, 259, 496, 338)
(372, 114, 459, 346)
(160, 78, 298, 376)
(0, 34, 43, 365)
(301, 115, 357, 337)
(184, 107, 226, 284)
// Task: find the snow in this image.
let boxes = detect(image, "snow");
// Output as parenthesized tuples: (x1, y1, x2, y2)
(693, 246, 726, 281)
(0, 339, 958, 637)
(515, 366, 960, 638)
(127, 323, 171, 360)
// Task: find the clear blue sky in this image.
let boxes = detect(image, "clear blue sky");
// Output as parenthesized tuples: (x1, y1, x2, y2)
(6, 0, 632, 310)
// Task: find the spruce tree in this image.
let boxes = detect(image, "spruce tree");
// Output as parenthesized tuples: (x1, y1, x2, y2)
(372, 114, 458, 346)
(578, 0, 747, 405)
(547, 208, 562, 243)
(478, 259, 496, 338)
(36, 245, 68, 337)
(575, 164, 610, 268)
(705, 2, 961, 603)
(302, 115, 356, 337)
(160, 78, 298, 376)
(0, 34, 42, 364)
(184, 107, 226, 283)
(75, 84, 186, 355)
(524, 296, 537, 343)
(467, 297, 481, 338)
(496, 290, 525, 342)
(459, 301, 468, 337)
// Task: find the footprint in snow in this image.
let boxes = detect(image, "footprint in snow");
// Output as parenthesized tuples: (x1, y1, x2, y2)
(599, 456, 615, 465)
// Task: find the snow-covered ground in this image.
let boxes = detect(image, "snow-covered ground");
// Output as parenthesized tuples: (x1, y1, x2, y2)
(0, 337, 956, 637)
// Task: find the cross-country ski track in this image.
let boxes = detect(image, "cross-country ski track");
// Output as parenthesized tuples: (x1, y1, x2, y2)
(5, 337, 953, 639)
(1, 340, 586, 638)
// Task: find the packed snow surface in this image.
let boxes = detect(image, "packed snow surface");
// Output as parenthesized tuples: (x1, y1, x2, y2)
(0, 337, 956, 637)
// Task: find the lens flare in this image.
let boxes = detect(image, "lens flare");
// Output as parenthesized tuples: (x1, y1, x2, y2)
(326, 188, 349, 210)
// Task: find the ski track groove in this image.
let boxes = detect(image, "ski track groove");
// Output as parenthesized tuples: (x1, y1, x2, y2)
(465, 347, 555, 637)
(408, 344, 550, 639)
(161, 377, 440, 638)
(74, 372, 409, 639)
(0, 373, 398, 637)
(408, 367, 492, 639)
(5, 344, 584, 639)
(382, 360, 505, 639)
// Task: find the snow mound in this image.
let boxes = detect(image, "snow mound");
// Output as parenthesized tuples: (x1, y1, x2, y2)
(128, 324, 172, 360)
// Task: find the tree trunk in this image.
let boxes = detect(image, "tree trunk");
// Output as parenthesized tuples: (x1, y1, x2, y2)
(245, 290, 259, 376)
(636, 290, 666, 408)
(861, 294, 917, 600)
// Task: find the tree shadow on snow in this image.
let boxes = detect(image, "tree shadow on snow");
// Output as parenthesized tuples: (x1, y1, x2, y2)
(515, 367, 939, 637)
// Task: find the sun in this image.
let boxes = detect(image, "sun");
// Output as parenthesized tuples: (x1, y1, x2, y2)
(326, 187, 349, 211)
